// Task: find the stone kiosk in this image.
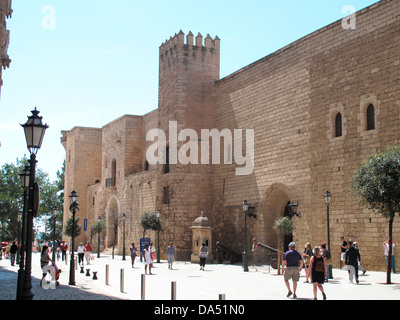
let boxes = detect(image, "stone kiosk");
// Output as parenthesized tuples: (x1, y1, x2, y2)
(190, 212, 213, 263)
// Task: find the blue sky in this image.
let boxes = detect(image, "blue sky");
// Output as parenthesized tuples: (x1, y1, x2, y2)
(0, 0, 379, 181)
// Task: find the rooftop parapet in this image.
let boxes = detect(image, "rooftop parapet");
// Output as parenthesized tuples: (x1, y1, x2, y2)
(0, 0, 12, 18)
(160, 30, 220, 53)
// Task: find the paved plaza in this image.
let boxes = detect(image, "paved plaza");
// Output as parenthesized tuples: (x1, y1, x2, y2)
(0, 252, 399, 301)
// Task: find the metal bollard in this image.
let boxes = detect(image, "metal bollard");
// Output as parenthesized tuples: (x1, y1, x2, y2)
(105, 264, 109, 285)
(219, 294, 226, 300)
(141, 274, 146, 300)
(171, 281, 177, 300)
(120, 269, 124, 293)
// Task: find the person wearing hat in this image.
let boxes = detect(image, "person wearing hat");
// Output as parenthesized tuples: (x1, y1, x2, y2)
(282, 242, 303, 299)
(77, 242, 86, 265)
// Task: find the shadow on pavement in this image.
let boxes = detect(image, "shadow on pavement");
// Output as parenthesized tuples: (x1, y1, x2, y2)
(0, 265, 120, 300)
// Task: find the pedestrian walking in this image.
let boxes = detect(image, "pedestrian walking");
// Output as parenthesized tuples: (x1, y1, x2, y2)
(282, 242, 303, 299)
(33, 239, 38, 254)
(339, 236, 348, 269)
(142, 244, 152, 274)
(345, 240, 361, 283)
(130, 243, 137, 268)
(9, 241, 18, 266)
(199, 243, 209, 271)
(40, 245, 53, 283)
(353, 242, 366, 275)
(77, 242, 85, 265)
(166, 242, 176, 270)
(252, 238, 258, 268)
(383, 239, 397, 273)
(150, 242, 156, 267)
(85, 241, 92, 265)
(302, 242, 313, 283)
(61, 241, 68, 261)
(320, 243, 331, 281)
(309, 246, 327, 300)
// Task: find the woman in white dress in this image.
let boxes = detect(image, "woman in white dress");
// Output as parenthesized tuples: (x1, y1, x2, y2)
(142, 244, 152, 274)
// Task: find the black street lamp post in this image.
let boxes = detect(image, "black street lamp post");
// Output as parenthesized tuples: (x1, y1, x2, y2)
(68, 190, 79, 286)
(20, 108, 48, 300)
(242, 200, 257, 272)
(242, 200, 249, 272)
(52, 207, 57, 262)
(97, 216, 101, 258)
(16, 165, 29, 300)
(16, 211, 22, 264)
(121, 213, 127, 260)
(156, 209, 161, 263)
(323, 190, 332, 279)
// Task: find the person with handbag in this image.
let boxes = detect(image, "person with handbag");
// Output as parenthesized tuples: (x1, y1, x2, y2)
(199, 243, 209, 271)
(310, 246, 327, 300)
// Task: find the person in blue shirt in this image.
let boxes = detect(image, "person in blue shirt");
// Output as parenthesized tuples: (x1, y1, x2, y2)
(282, 242, 303, 299)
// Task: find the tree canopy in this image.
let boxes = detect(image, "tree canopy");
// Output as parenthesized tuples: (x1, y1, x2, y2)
(0, 157, 64, 242)
(350, 144, 400, 284)
(140, 211, 164, 238)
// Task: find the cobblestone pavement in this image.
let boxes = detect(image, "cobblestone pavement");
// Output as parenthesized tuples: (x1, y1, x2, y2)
(1, 252, 400, 301)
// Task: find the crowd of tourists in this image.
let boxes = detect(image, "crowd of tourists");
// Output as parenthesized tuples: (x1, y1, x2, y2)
(279, 236, 397, 300)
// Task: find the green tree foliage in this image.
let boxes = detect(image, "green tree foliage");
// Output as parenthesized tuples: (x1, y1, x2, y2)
(64, 216, 81, 239)
(90, 218, 106, 241)
(273, 216, 296, 275)
(350, 144, 400, 284)
(0, 159, 26, 240)
(0, 157, 64, 241)
(140, 211, 164, 238)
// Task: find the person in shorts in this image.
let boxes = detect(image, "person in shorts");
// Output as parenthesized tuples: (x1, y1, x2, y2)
(282, 242, 303, 299)
(166, 242, 176, 270)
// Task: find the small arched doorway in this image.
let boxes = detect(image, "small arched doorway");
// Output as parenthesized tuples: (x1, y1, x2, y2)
(106, 197, 119, 248)
(259, 183, 293, 251)
(283, 201, 294, 251)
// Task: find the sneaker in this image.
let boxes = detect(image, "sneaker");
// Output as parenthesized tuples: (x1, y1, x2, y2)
(286, 291, 293, 297)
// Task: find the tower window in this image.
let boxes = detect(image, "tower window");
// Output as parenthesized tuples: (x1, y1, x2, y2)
(111, 159, 117, 186)
(366, 104, 375, 130)
(164, 146, 170, 174)
(335, 112, 342, 137)
(162, 186, 170, 204)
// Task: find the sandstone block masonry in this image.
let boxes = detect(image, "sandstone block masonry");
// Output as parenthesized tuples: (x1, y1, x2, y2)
(62, 0, 400, 270)
(0, 0, 12, 98)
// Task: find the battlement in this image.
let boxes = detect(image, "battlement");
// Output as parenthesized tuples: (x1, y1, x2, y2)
(0, 0, 12, 18)
(160, 30, 220, 54)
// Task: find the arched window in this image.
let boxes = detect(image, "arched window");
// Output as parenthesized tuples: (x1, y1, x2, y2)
(111, 159, 117, 186)
(366, 104, 375, 130)
(335, 113, 342, 137)
(144, 160, 149, 171)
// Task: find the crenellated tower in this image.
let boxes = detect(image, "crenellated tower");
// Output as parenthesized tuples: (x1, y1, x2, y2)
(158, 30, 220, 135)
(156, 31, 220, 259)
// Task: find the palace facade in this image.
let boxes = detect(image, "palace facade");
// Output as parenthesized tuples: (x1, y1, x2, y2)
(62, 0, 400, 271)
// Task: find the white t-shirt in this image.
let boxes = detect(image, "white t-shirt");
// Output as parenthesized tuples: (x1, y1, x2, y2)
(384, 243, 395, 256)
(77, 245, 86, 253)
